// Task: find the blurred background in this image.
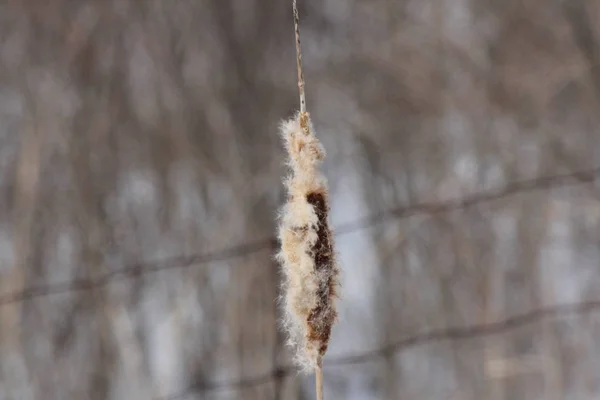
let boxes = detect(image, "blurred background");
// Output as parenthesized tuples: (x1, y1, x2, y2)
(1, 0, 600, 399)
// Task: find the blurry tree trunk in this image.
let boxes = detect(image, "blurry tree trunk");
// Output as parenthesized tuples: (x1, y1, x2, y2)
(0, 113, 41, 399)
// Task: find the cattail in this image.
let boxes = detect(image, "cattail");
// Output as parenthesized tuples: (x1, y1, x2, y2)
(277, 112, 338, 371)
(277, 2, 339, 398)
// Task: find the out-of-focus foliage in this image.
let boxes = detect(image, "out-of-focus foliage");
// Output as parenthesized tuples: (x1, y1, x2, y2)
(1, 0, 600, 399)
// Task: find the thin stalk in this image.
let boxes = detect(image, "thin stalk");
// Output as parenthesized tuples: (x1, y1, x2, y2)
(315, 364, 324, 400)
(293, 0, 306, 114)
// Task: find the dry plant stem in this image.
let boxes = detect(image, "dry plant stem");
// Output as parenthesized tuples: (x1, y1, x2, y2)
(315, 364, 324, 400)
(293, 0, 306, 114)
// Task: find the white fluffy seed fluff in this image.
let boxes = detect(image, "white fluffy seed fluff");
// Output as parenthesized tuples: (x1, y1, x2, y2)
(277, 111, 339, 372)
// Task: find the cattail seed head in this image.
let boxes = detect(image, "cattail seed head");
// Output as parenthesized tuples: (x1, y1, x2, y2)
(277, 111, 339, 372)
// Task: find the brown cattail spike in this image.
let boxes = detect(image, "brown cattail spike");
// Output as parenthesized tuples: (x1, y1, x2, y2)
(305, 191, 336, 358)
(277, 113, 339, 372)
